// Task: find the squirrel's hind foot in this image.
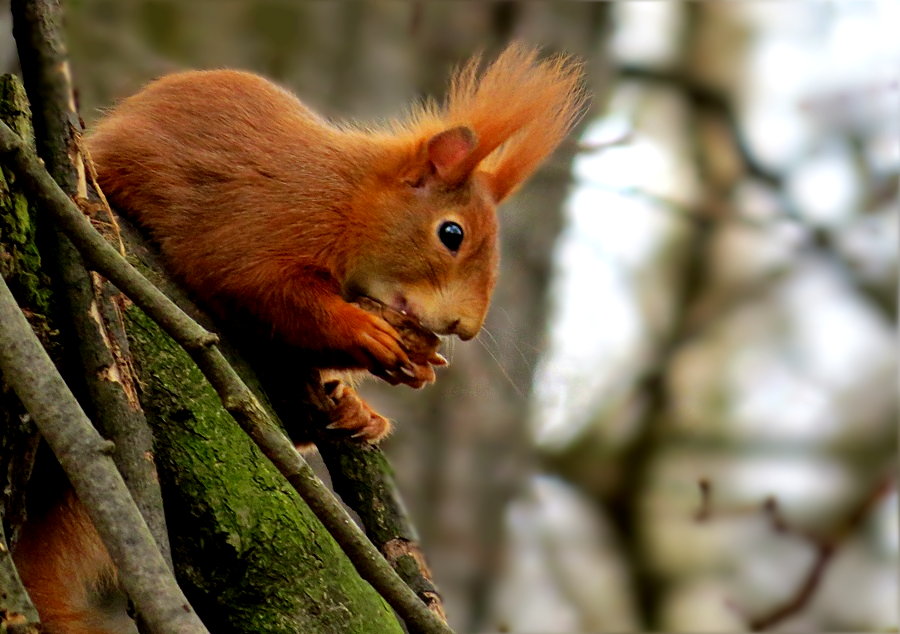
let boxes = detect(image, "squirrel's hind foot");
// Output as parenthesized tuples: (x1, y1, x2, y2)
(323, 379, 393, 443)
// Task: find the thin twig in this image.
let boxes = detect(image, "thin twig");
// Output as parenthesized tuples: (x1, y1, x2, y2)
(694, 472, 896, 631)
(748, 471, 895, 631)
(618, 64, 896, 324)
(0, 275, 207, 634)
(79, 136, 126, 256)
(0, 119, 454, 634)
(11, 0, 172, 577)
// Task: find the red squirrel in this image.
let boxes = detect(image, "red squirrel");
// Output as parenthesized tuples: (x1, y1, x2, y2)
(15, 43, 585, 633)
(85, 42, 585, 439)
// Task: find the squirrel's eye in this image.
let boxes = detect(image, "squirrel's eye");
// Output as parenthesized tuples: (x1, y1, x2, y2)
(438, 221, 464, 253)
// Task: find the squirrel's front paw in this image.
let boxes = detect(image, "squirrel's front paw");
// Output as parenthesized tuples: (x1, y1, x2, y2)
(353, 298, 444, 389)
(324, 380, 392, 443)
(345, 310, 422, 386)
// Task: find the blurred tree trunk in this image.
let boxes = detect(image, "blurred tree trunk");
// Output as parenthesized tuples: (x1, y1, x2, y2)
(604, 6, 752, 628)
(544, 4, 766, 630)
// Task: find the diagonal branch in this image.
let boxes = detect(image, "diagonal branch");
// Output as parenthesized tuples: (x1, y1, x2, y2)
(11, 0, 172, 574)
(0, 274, 208, 634)
(747, 470, 896, 631)
(0, 119, 454, 634)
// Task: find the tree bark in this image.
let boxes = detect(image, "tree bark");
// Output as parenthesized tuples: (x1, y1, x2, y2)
(0, 71, 42, 634)
(122, 306, 404, 634)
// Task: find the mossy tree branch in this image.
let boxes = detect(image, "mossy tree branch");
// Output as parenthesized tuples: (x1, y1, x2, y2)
(123, 305, 403, 634)
(0, 72, 47, 634)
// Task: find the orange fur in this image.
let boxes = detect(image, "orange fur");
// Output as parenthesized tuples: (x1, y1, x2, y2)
(85, 42, 584, 374)
(13, 491, 128, 634)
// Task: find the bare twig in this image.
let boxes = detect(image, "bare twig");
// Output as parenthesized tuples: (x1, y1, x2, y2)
(80, 138, 126, 256)
(618, 62, 896, 324)
(0, 119, 454, 634)
(748, 471, 895, 631)
(11, 0, 171, 576)
(0, 275, 208, 634)
(694, 472, 896, 631)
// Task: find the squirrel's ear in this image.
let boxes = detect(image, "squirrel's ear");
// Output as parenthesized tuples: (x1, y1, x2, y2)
(484, 169, 518, 203)
(427, 126, 478, 185)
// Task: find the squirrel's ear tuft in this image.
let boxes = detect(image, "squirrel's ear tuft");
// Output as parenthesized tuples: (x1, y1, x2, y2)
(427, 126, 478, 185)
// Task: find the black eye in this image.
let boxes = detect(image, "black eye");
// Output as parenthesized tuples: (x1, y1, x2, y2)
(438, 221, 464, 252)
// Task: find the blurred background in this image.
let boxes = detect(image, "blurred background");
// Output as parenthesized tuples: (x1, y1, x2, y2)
(2, 1, 896, 632)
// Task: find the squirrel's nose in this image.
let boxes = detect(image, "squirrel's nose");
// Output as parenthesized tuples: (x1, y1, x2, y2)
(447, 318, 478, 341)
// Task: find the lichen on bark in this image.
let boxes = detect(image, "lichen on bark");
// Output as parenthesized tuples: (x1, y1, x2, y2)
(0, 74, 50, 323)
(0, 72, 43, 631)
(124, 306, 403, 634)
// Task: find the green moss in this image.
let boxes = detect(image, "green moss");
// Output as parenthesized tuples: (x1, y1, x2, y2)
(125, 307, 401, 634)
(0, 75, 35, 143)
(0, 74, 53, 340)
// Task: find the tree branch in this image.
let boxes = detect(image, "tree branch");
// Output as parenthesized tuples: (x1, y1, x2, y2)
(0, 274, 208, 634)
(695, 470, 896, 630)
(617, 63, 896, 324)
(0, 73, 43, 561)
(316, 438, 447, 620)
(0, 119, 454, 634)
(10, 0, 172, 577)
(617, 64, 782, 189)
(748, 471, 895, 631)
